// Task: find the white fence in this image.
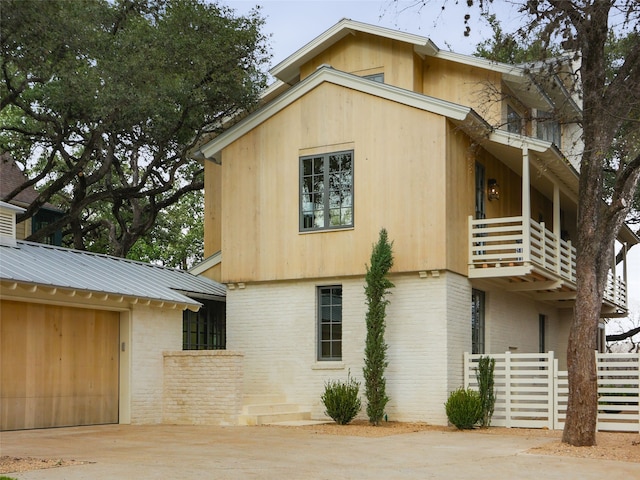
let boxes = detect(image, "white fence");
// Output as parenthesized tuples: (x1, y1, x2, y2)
(463, 351, 640, 432)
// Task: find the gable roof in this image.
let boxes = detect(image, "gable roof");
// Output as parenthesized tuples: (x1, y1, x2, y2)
(0, 240, 225, 310)
(197, 65, 483, 161)
(269, 19, 579, 117)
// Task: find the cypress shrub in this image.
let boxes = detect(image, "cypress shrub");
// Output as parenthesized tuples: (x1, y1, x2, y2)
(363, 229, 394, 425)
(476, 356, 496, 427)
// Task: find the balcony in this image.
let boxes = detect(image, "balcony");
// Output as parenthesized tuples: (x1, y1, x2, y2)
(468, 216, 627, 315)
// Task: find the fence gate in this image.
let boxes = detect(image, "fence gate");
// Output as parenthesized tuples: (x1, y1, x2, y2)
(463, 351, 640, 432)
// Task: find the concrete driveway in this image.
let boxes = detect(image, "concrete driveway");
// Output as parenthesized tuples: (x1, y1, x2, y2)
(1, 424, 636, 479)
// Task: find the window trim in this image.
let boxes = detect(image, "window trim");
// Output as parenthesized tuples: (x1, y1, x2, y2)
(317, 285, 343, 361)
(299, 150, 354, 232)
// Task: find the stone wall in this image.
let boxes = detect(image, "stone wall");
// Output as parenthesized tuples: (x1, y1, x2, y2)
(163, 350, 243, 426)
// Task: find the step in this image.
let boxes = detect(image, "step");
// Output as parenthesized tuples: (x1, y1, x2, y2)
(239, 410, 311, 426)
(242, 403, 303, 415)
(243, 394, 286, 405)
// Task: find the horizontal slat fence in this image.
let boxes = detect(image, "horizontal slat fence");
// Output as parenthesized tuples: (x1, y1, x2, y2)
(464, 351, 640, 432)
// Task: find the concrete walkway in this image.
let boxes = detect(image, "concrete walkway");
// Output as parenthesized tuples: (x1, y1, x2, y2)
(1, 424, 637, 479)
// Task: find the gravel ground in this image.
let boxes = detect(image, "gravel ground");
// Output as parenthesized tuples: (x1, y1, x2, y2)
(292, 421, 640, 462)
(1, 422, 638, 474)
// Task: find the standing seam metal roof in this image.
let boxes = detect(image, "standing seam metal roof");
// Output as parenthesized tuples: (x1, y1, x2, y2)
(0, 240, 225, 307)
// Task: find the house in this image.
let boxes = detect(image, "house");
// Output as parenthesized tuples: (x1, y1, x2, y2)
(0, 154, 65, 246)
(0, 202, 236, 431)
(192, 19, 638, 425)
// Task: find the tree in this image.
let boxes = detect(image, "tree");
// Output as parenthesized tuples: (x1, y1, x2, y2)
(363, 228, 394, 425)
(393, 0, 640, 446)
(0, 0, 269, 256)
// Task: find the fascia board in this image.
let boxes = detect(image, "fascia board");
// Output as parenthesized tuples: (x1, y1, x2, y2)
(189, 250, 222, 276)
(437, 50, 526, 76)
(200, 67, 474, 160)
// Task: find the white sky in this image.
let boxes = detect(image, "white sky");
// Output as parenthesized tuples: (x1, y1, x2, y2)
(222, 0, 639, 317)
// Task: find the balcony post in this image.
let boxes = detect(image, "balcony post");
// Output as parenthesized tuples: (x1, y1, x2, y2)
(553, 183, 561, 275)
(521, 147, 531, 264)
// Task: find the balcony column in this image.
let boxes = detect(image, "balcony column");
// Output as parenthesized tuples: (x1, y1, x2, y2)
(553, 183, 561, 275)
(521, 146, 531, 264)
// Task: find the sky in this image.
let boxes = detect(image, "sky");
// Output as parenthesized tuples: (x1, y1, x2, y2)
(221, 0, 639, 319)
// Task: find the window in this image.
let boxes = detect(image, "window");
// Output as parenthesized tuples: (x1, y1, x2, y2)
(318, 286, 342, 361)
(183, 299, 226, 350)
(300, 151, 353, 231)
(507, 105, 522, 134)
(363, 73, 384, 83)
(539, 314, 546, 353)
(536, 111, 561, 147)
(471, 289, 485, 354)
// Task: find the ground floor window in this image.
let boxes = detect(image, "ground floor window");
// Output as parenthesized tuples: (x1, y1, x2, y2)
(539, 314, 546, 353)
(471, 289, 485, 354)
(318, 286, 342, 361)
(183, 299, 226, 350)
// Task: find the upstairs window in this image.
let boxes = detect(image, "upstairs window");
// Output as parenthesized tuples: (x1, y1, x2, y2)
(507, 105, 523, 134)
(300, 151, 353, 231)
(536, 111, 561, 147)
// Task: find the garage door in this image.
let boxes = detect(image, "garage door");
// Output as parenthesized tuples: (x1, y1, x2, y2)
(1, 300, 119, 430)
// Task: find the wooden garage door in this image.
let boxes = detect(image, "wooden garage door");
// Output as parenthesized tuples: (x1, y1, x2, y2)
(1, 300, 119, 430)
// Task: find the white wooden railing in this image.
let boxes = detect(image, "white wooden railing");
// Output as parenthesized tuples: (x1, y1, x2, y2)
(464, 351, 640, 432)
(469, 216, 627, 308)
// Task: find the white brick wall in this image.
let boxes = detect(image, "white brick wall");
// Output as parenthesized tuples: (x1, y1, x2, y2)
(130, 305, 182, 424)
(163, 350, 243, 426)
(227, 272, 471, 425)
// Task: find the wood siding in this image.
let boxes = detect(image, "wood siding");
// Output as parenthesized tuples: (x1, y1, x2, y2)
(1, 301, 119, 430)
(300, 33, 417, 91)
(422, 57, 503, 127)
(218, 83, 448, 282)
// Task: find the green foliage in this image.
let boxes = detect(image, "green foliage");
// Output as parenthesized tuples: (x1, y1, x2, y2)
(363, 228, 394, 425)
(445, 388, 483, 430)
(474, 13, 560, 64)
(475, 356, 496, 427)
(0, 0, 270, 256)
(321, 372, 362, 425)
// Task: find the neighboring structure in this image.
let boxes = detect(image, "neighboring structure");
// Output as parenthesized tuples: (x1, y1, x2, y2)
(0, 154, 64, 245)
(0, 202, 231, 430)
(192, 19, 639, 425)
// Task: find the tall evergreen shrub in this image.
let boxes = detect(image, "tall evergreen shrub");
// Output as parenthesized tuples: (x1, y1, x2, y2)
(476, 356, 496, 427)
(363, 228, 394, 425)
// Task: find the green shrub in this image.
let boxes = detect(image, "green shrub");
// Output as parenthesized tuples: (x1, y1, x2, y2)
(445, 387, 483, 429)
(321, 372, 362, 425)
(476, 356, 496, 427)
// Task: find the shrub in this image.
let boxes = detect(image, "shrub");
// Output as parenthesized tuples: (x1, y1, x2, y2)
(476, 356, 496, 427)
(321, 372, 362, 425)
(445, 387, 483, 429)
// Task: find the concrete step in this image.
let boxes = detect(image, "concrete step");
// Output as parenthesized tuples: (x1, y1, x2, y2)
(239, 410, 311, 426)
(242, 403, 302, 415)
(243, 394, 286, 405)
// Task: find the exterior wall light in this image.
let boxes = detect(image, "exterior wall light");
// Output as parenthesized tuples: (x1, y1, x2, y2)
(488, 178, 500, 201)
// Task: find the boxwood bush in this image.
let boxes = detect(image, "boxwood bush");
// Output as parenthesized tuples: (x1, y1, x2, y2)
(321, 372, 362, 425)
(445, 387, 483, 429)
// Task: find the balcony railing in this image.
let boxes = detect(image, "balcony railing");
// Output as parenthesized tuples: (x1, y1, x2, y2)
(469, 216, 627, 309)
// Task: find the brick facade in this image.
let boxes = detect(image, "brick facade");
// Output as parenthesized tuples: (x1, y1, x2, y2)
(163, 350, 243, 426)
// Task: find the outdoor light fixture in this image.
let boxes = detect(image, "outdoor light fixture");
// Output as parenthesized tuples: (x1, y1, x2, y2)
(488, 178, 500, 201)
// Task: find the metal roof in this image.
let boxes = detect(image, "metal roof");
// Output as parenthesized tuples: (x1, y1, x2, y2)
(0, 239, 225, 308)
